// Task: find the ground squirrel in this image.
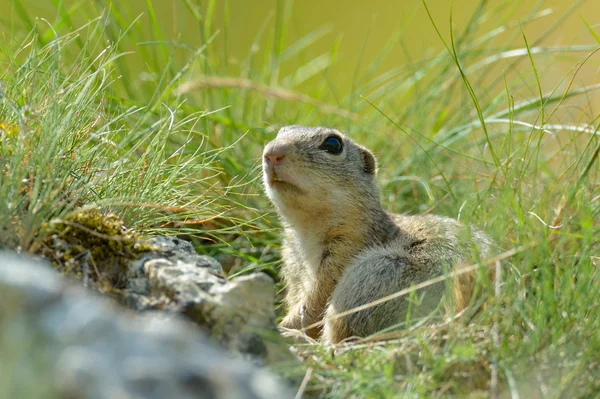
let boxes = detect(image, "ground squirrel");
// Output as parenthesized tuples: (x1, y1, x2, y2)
(262, 126, 491, 344)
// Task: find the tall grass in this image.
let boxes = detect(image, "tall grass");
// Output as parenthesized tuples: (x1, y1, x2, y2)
(0, 14, 231, 252)
(1, 0, 599, 397)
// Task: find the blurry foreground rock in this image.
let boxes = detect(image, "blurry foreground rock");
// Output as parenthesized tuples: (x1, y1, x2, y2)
(124, 237, 293, 365)
(0, 252, 292, 399)
(42, 211, 293, 365)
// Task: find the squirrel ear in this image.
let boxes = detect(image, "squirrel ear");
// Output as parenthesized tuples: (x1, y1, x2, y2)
(359, 147, 377, 175)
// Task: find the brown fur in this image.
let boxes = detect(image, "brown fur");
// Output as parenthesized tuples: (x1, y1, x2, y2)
(263, 126, 491, 344)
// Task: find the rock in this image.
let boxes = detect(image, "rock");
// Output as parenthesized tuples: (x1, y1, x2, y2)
(132, 236, 224, 276)
(0, 252, 293, 399)
(122, 237, 293, 365)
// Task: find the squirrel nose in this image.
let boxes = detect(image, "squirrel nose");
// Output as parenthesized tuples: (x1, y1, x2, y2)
(264, 150, 286, 165)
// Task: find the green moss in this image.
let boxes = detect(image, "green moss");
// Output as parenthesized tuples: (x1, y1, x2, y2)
(40, 209, 154, 292)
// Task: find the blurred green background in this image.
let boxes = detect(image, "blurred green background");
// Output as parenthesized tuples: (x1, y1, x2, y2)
(2, 0, 599, 94)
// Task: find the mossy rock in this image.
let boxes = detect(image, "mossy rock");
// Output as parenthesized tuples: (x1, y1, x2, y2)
(40, 209, 153, 292)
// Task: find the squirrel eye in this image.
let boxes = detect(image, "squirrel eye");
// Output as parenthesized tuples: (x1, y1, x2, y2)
(319, 136, 343, 154)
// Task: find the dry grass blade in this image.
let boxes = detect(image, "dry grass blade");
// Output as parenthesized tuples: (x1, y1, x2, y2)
(176, 77, 358, 120)
(303, 244, 536, 333)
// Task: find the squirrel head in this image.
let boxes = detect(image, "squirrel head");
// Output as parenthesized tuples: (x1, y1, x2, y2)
(263, 126, 381, 223)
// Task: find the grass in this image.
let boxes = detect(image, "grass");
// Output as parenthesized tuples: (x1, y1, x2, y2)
(1, 0, 599, 397)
